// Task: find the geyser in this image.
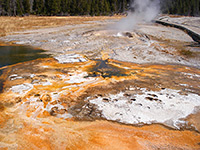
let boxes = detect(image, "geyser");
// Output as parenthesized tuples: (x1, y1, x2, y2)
(114, 0, 160, 31)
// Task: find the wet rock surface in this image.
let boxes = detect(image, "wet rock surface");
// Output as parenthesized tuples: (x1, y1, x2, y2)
(0, 57, 199, 129)
(69, 103, 102, 121)
(0, 16, 200, 149)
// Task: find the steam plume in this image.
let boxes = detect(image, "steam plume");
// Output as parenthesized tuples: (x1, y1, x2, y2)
(114, 0, 160, 31)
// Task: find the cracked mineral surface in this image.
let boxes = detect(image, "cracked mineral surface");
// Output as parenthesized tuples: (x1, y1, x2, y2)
(0, 16, 200, 149)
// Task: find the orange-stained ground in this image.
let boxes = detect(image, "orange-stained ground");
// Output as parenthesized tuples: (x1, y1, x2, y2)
(0, 108, 200, 150)
(0, 56, 200, 149)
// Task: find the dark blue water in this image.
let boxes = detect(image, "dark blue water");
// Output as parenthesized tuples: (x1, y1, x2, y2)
(0, 46, 49, 68)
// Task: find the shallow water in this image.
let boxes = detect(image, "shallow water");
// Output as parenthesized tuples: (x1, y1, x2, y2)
(87, 59, 128, 78)
(0, 45, 49, 68)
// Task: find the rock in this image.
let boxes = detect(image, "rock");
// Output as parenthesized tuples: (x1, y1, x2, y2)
(50, 107, 59, 116)
(145, 97, 162, 102)
(154, 98, 162, 102)
(97, 94, 103, 97)
(127, 100, 133, 104)
(37, 75, 48, 78)
(123, 93, 131, 97)
(51, 106, 58, 112)
(130, 98, 136, 101)
(94, 96, 98, 98)
(40, 94, 52, 108)
(0, 102, 5, 111)
(57, 109, 67, 114)
(15, 97, 22, 103)
(145, 97, 154, 101)
(127, 98, 136, 104)
(40, 94, 52, 102)
(36, 99, 43, 102)
(71, 103, 102, 120)
(135, 103, 143, 106)
(148, 94, 158, 97)
(124, 32, 133, 38)
(50, 101, 58, 105)
(113, 99, 118, 102)
(102, 98, 109, 102)
(34, 94, 40, 97)
(50, 107, 67, 115)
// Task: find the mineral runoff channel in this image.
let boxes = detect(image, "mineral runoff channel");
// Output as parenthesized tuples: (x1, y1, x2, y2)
(0, 50, 200, 149)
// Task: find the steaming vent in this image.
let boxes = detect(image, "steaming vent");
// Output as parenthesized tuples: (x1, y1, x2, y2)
(113, 0, 160, 31)
(82, 30, 133, 38)
(82, 29, 150, 43)
(116, 32, 134, 38)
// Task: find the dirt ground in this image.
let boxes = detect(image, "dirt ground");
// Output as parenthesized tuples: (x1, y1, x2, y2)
(0, 16, 122, 37)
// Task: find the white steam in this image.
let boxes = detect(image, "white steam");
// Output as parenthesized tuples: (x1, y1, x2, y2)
(114, 0, 160, 31)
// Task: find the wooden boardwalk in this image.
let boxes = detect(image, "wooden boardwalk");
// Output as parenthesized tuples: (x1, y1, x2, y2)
(155, 18, 200, 43)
